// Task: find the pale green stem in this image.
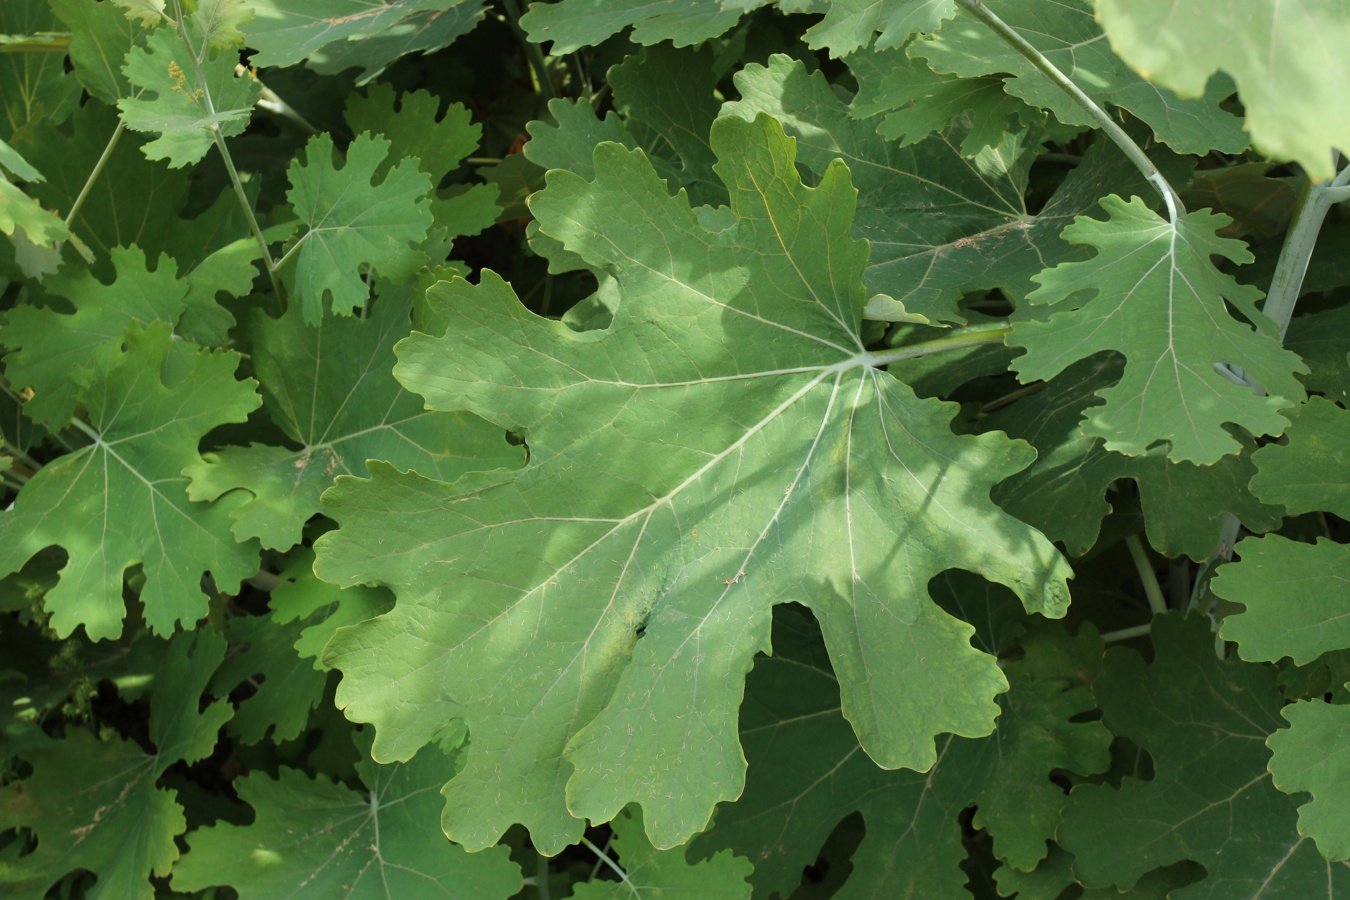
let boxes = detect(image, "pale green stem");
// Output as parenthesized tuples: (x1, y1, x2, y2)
(3, 438, 41, 473)
(536, 853, 551, 900)
(1, 475, 26, 493)
(1187, 514, 1241, 617)
(247, 570, 282, 592)
(581, 836, 632, 890)
(68, 417, 101, 444)
(1100, 622, 1152, 643)
(64, 122, 124, 228)
(502, 0, 556, 101)
(954, 0, 1183, 220)
(1126, 534, 1167, 615)
(866, 321, 1010, 367)
(1264, 161, 1350, 340)
(169, 0, 283, 301)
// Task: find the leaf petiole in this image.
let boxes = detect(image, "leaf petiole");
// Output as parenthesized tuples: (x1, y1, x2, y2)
(866, 320, 1010, 367)
(1126, 534, 1167, 615)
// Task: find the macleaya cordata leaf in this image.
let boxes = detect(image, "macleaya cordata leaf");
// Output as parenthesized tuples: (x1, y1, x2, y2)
(185, 293, 519, 551)
(573, 807, 751, 899)
(0, 323, 261, 640)
(985, 357, 1282, 560)
(2, 245, 187, 429)
(1095, 0, 1350, 180)
(1215, 536, 1350, 665)
(798, 0, 955, 57)
(268, 547, 394, 669)
(520, 0, 743, 55)
(724, 55, 1167, 326)
(1267, 701, 1350, 862)
(1250, 395, 1350, 517)
(344, 84, 500, 243)
(171, 732, 522, 898)
(191, 0, 254, 50)
(110, 0, 165, 27)
(916, 0, 1248, 157)
(692, 608, 1109, 897)
(211, 608, 328, 745)
(283, 132, 433, 322)
(1058, 614, 1347, 896)
(50, 0, 145, 104)
(526, 44, 721, 206)
(316, 113, 1072, 854)
(847, 46, 1041, 155)
(0, 0, 82, 133)
(117, 23, 260, 167)
(0, 630, 230, 900)
(1010, 195, 1307, 463)
(243, 0, 483, 81)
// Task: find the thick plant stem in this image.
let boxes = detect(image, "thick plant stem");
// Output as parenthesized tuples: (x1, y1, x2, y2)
(580, 836, 630, 887)
(64, 122, 124, 229)
(954, 0, 1183, 221)
(867, 321, 1010, 367)
(1263, 162, 1350, 339)
(1126, 534, 1167, 615)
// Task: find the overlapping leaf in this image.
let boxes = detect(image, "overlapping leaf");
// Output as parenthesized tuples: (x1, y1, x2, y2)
(725, 55, 1163, 325)
(1010, 195, 1307, 463)
(244, 0, 482, 82)
(283, 132, 433, 321)
(0, 0, 82, 135)
(186, 293, 519, 550)
(0, 630, 230, 900)
(520, 0, 745, 55)
(0, 324, 261, 640)
(1267, 702, 1350, 862)
(1058, 614, 1346, 896)
(986, 356, 1282, 560)
(51, 0, 145, 104)
(574, 807, 752, 899)
(117, 21, 260, 167)
(916, 0, 1248, 157)
(692, 605, 1108, 897)
(1096, 0, 1350, 179)
(317, 113, 1071, 854)
(1250, 396, 1350, 517)
(172, 733, 522, 898)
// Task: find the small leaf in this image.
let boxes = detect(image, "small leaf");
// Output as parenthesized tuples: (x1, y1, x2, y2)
(283, 132, 433, 321)
(1267, 701, 1350, 861)
(1011, 195, 1307, 463)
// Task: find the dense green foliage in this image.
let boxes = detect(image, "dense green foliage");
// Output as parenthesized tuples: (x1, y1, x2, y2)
(2, 0, 1349, 896)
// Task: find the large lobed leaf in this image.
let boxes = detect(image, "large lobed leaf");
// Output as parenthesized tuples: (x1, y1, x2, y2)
(316, 113, 1071, 854)
(1095, 0, 1350, 180)
(0, 323, 261, 640)
(1010, 194, 1307, 463)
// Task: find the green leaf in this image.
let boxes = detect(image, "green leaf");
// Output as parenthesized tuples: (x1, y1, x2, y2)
(985, 357, 1283, 560)
(847, 45, 1041, 155)
(1286, 304, 1350, 403)
(211, 608, 328, 744)
(185, 292, 520, 550)
(305, 3, 485, 84)
(243, 0, 481, 71)
(192, 0, 254, 50)
(575, 807, 751, 899)
(171, 734, 523, 898)
(692, 609, 1108, 896)
(1011, 194, 1307, 463)
(283, 132, 433, 321)
(1267, 701, 1350, 861)
(1058, 614, 1338, 896)
(0, 630, 227, 900)
(14, 103, 191, 259)
(0, 182, 67, 247)
(0, 0, 83, 134)
(2, 246, 188, 428)
(520, 0, 745, 55)
(1251, 396, 1350, 516)
(917, 0, 1248, 157)
(343, 84, 500, 242)
(526, 44, 722, 206)
(1096, 0, 1350, 179)
(0, 137, 42, 182)
(800, 0, 955, 58)
(1215, 535, 1350, 665)
(51, 0, 146, 103)
(268, 547, 394, 669)
(724, 55, 1164, 325)
(111, 0, 165, 27)
(0, 323, 261, 640)
(117, 26, 260, 167)
(317, 114, 1072, 854)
